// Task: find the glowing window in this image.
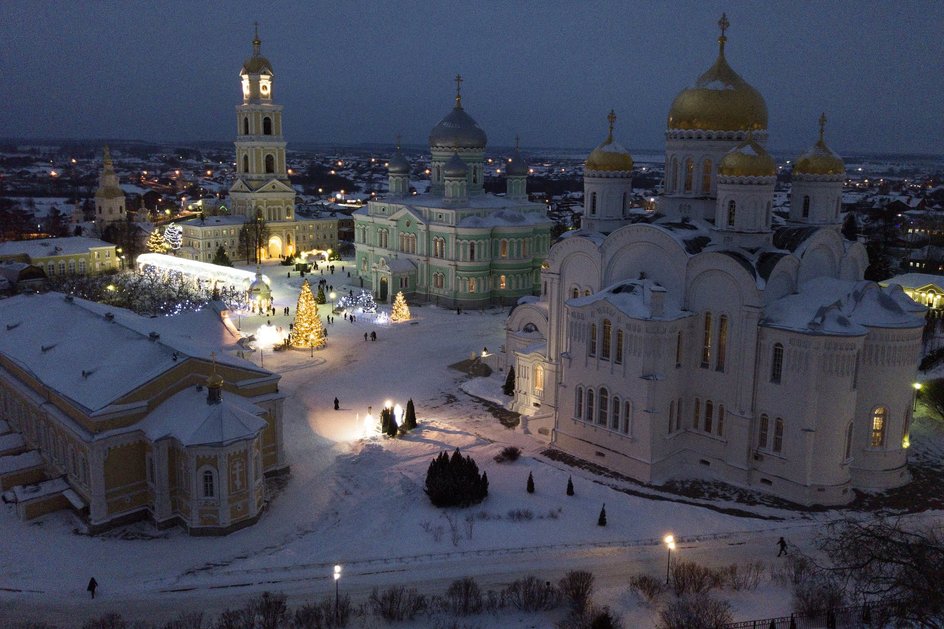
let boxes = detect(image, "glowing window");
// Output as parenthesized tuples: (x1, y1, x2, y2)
(871, 407, 887, 448)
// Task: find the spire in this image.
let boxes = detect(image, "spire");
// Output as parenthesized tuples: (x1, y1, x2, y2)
(207, 351, 223, 404)
(818, 112, 827, 143)
(717, 13, 729, 57)
(395, 133, 401, 151)
(252, 21, 261, 57)
(454, 73, 463, 109)
(515, 134, 520, 150)
(606, 110, 616, 143)
(103, 145, 113, 168)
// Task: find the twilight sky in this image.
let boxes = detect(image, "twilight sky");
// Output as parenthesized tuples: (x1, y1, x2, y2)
(2, 1, 941, 155)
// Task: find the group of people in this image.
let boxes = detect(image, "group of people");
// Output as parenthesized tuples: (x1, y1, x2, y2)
(363, 331, 377, 341)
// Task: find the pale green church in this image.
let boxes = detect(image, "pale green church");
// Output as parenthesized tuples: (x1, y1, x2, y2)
(353, 77, 553, 307)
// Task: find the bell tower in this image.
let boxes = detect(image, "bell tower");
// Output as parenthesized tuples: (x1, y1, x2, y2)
(230, 24, 295, 224)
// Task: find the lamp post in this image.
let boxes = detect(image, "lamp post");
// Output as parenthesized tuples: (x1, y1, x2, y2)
(330, 291, 336, 311)
(333, 564, 342, 624)
(664, 534, 676, 584)
(913, 382, 923, 412)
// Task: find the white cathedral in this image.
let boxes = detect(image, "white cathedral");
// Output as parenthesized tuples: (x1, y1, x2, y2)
(505, 17, 926, 506)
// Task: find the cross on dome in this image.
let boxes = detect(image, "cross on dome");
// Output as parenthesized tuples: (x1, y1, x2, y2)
(395, 133, 401, 150)
(515, 134, 520, 150)
(455, 74, 463, 109)
(818, 112, 827, 141)
(718, 13, 729, 54)
(252, 22, 261, 55)
(607, 110, 617, 141)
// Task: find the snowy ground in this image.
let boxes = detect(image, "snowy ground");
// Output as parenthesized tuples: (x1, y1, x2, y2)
(0, 260, 941, 627)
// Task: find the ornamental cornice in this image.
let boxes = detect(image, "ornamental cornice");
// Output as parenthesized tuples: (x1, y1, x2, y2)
(716, 174, 777, 185)
(583, 169, 633, 178)
(665, 129, 769, 142)
(791, 172, 845, 183)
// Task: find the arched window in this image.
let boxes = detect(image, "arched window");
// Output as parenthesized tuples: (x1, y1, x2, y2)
(701, 159, 712, 194)
(467, 277, 476, 293)
(469, 242, 475, 261)
(499, 274, 507, 290)
(704, 400, 714, 433)
(472, 166, 478, 184)
(589, 324, 597, 356)
(242, 117, 249, 135)
(844, 422, 854, 459)
(684, 158, 694, 193)
(773, 417, 784, 453)
(263, 116, 272, 135)
(586, 389, 594, 423)
(669, 400, 675, 434)
(770, 343, 784, 383)
(615, 329, 624, 364)
(242, 154, 249, 173)
(622, 399, 632, 434)
(676, 331, 683, 367)
(571, 287, 579, 299)
(611, 396, 621, 430)
(590, 192, 597, 216)
(693, 397, 701, 429)
(727, 200, 737, 227)
(758, 414, 769, 449)
(701, 312, 712, 368)
(533, 365, 544, 394)
(264, 154, 275, 174)
(716, 315, 728, 371)
(201, 468, 216, 498)
(598, 388, 608, 425)
(670, 158, 679, 193)
(802, 195, 810, 218)
(500, 240, 508, 258)
(601, 319, 612, 360)
(717, 404, 725, 436)
(575, 386, 584, 418)
(871, 406, 887, 448)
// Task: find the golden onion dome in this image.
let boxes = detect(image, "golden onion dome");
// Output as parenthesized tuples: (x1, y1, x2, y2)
(793, 113, 845, 176)
(718, 134, 776, 177)
(585, 110, 634, 172)
(207, 371, 224, 388)
(667, 15, 767, 132)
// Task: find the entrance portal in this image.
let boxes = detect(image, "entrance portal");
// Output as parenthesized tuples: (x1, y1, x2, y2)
(379, 276, 388, 302)
(267, 235, 283, 259)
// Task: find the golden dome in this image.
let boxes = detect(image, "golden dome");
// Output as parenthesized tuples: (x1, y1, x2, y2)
(718, 134, 776, 177)
(242, 26, 273, 75)
(208, 372, 224, 388)
(794, 113, 845, 176)
(667, 15, 767, 132)
(585, 110, 634, 172)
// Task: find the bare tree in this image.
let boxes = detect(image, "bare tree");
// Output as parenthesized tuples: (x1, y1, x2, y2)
(818, 517, 944, 628)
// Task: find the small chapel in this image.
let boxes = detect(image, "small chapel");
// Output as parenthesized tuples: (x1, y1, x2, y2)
(504, 16, 925, 506)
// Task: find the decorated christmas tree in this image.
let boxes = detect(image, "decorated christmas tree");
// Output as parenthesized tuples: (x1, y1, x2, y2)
(289, 279, 326, 349)
(163, 224, 183, 251)
(316, 284, 327, 304)
(145, 228, 169, 253)
(391, 291, 411, 322)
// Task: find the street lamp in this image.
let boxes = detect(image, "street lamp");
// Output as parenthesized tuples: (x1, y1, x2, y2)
(330, 291, 336, 310)
(664, 534, 676, 584)
(333, 564, 342, 624)
(913, 382, 923, 412)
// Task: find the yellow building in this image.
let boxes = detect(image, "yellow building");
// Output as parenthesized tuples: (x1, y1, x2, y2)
(0, 292, 287, 535)
(0, 236, 119, 277)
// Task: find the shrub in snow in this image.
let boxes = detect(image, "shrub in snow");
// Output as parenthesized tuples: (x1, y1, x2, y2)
(424, 449, 488, 507)
(669, 560, 724, 597)
(494, 445, 521, 463)
(559, 570, 595, 614)
(507, 508, 534, 521)
(504, 575, 559, 612)
(720, 561, 765, 591)
(567, 475, 575, 496)
(404, 398, 417, 430)
(656, 593, 733, 629)
(369, 585, 427, 621)
(247, 592, 289, 629)
(445, 577, 484, 616)
(80, 614, 128, 629)
(527, 471, 535, 493)
(597, 504, 606, 527)
(629, 574, 665, 603)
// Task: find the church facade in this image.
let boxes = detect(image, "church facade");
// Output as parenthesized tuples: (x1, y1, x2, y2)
(353, 79, 553, 306)
(505, 17, 925, 506)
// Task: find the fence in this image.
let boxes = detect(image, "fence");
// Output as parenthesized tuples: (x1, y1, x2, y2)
(723, 600, 896, 629)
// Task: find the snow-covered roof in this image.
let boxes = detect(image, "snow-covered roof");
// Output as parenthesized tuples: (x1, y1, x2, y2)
(762, 277, 924, 335)
(0, 237, 114, 258)
(0, 293, 270, 414)
(141, 386, 267, 447)
(882, 273, 944, 290)
(0, 450, 43, 475)
(181, 215, 246, 227)
(457, 209, 549, 228)
(568, 279, 688, 321)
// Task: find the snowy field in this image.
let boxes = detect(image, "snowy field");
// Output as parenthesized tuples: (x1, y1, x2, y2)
(0, 260, 939, 627)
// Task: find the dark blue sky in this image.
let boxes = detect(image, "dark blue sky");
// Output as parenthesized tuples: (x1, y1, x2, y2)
(2, 1, 941, 155)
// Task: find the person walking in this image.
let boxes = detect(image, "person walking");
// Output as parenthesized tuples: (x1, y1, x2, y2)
(87, 577, 98, 599)
(370, 331, 377, 342)
(334, 397, 340, 411)
(777, 537, 788, 557)
(364, 332, 368, 341)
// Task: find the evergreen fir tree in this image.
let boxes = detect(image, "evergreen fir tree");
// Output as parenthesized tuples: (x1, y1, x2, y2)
(424, 448, 488, 507)
(597, 504, 607, 527)
(212, 245, 233, 267)
(163, 224, 182, 251)
(527, 471, 535, 494)
(390, 291, 411, 321)
(145, 227, 169, 253)
(567, 476, 574, 496)
(316, 284, 327, 304)
(386, 411, 399, 437)
(289, 279, 326, 349)
(503, 366, 516, 396)
(404, 399, 417, 430)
